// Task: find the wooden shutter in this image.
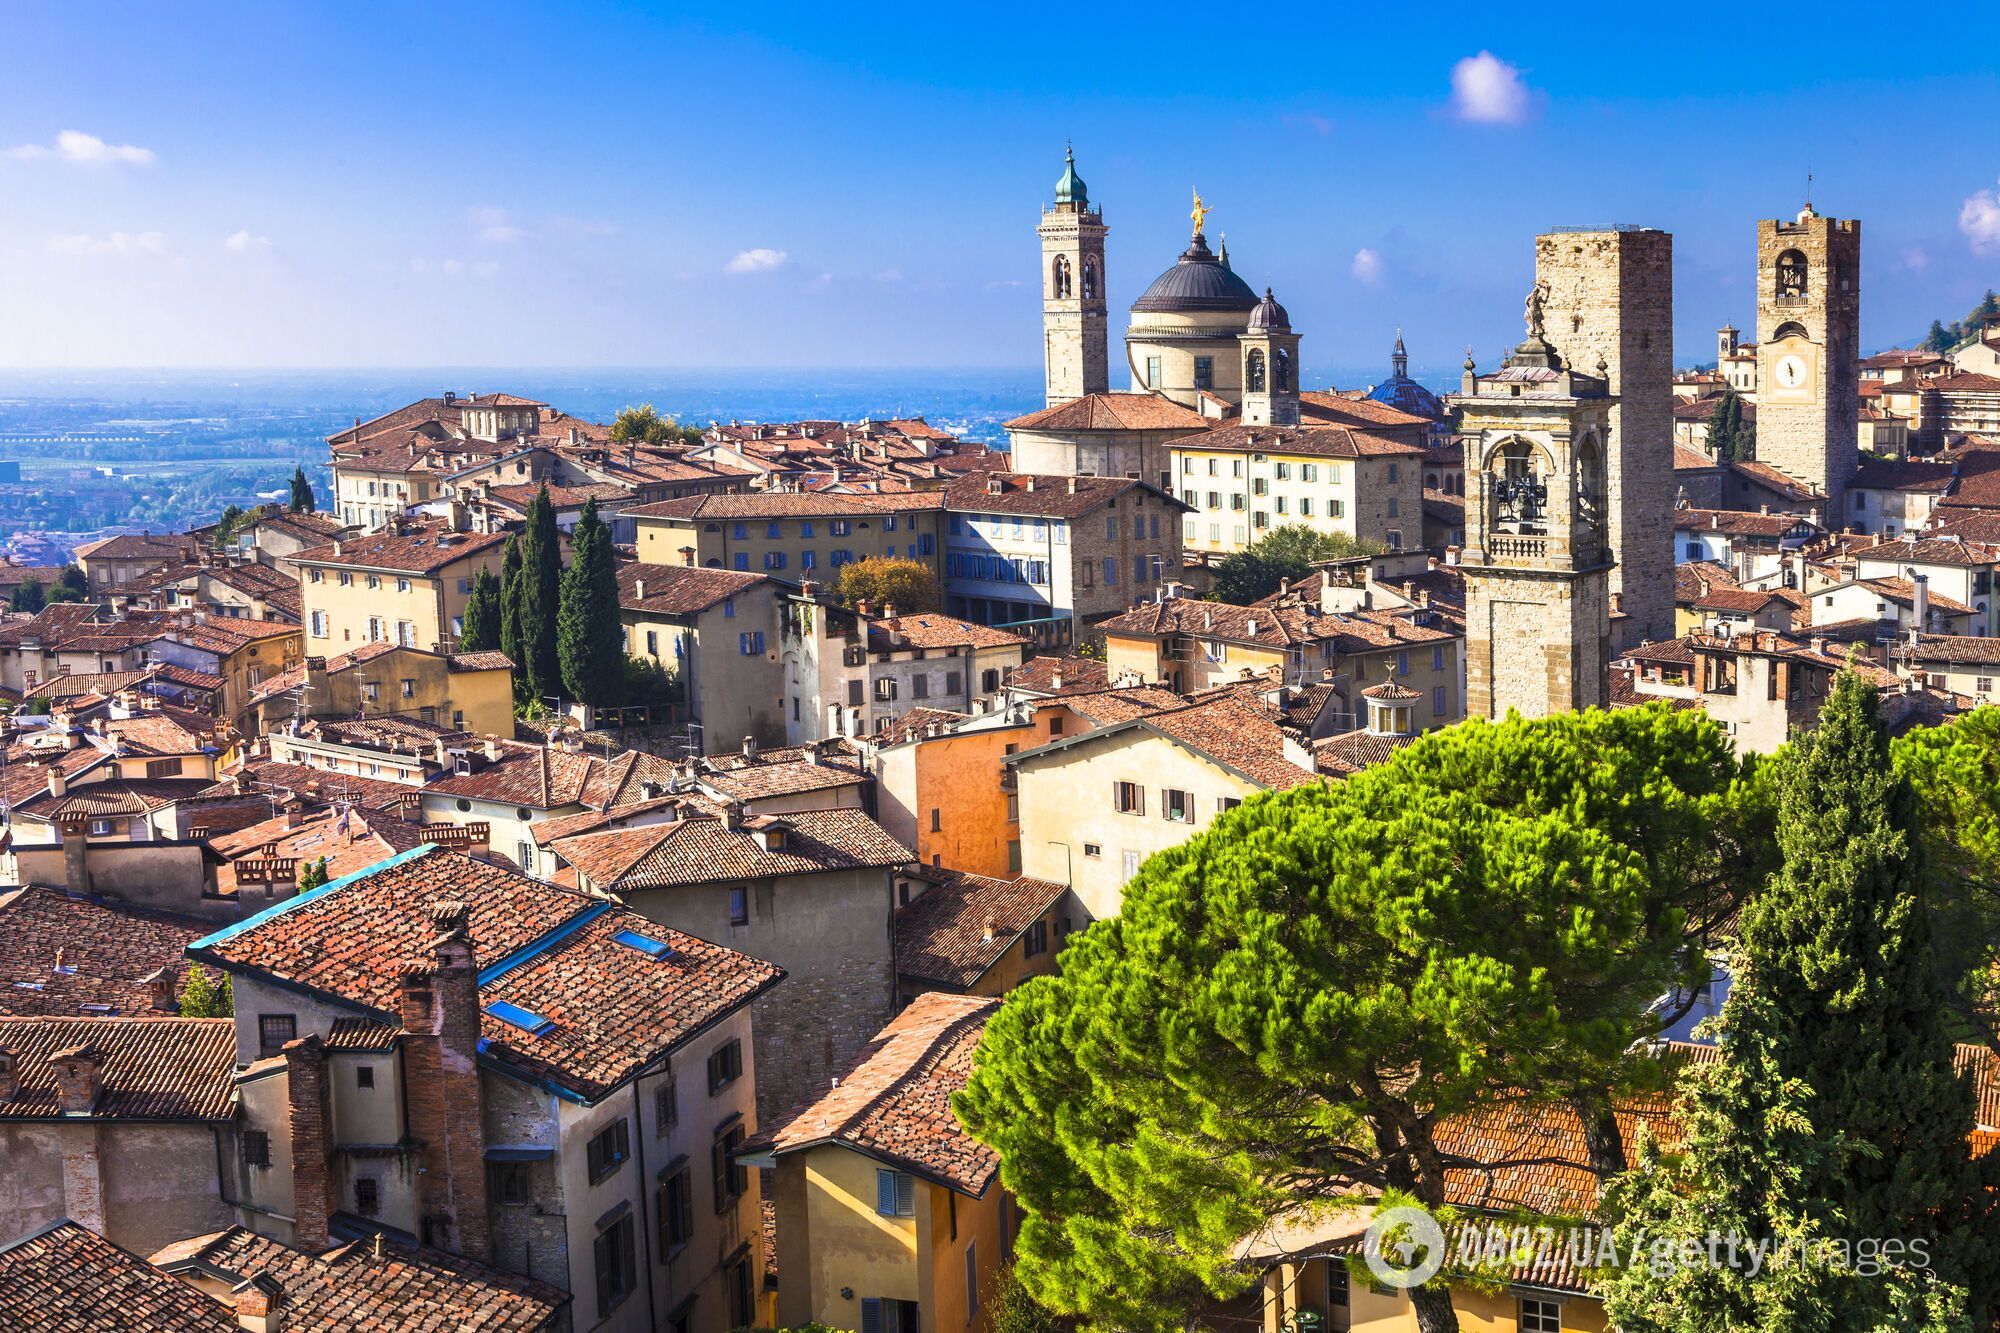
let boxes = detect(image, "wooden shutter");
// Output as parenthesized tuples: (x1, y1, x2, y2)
(862, 1298, 884, 1333)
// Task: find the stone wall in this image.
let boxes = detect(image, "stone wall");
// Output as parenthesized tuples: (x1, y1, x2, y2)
(1464, 573, 1611, 720)
(1756, 214, 1862, 514)
(1536, 228, 1675, 647)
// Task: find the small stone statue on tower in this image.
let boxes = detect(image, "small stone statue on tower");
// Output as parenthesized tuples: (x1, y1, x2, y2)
(1524, 282, 1547, 338)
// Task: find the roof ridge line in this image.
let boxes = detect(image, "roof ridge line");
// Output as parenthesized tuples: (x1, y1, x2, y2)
(189, 843, 444, 951)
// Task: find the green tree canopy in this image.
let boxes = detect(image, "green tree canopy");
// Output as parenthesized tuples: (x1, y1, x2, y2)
(515, 489, 564, 705)
(9, 579, 45, 613)
(1602, 675, 1999, 1331)
(609, 402, 702, 447)
(557, 497, 626, 708)
(177, 963, 234, 1018)
(215, 503, 246, 545)
(459, 566, 503, 654)
(959, 705, 1761, 1333)
(1927, 319, 1957, 355)
(1211, 525, 1382, 605)
(499, 533, 527, 701)
(53, 565, 87, 602)
(1703, 389, 1752, 464)
(831, 556, 941, 614)
(295, 857, 330, 893)
(288, 465, 316, 513)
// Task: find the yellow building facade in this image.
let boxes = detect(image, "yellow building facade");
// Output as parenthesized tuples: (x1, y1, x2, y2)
(293, 522, 509, 654)
(629, 494, 947, 583)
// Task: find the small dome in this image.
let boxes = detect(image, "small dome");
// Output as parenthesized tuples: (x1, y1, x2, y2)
(1054, 147, 1087, 206)
(1130, 234, 1261, 314)
(1248, 287, 1290, 331)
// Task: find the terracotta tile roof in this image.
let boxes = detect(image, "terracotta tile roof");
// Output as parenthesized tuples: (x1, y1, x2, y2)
(894, 871, 1066, 989)
(616, 562, 769, 616)
(866, 614, 1030, 653)
(424, 742, 601, 808)
(103, 713, 218, 757)
(247, 640, 403, 705)
(148, 1226, 569, 1331)
(1673, 560, 1740, 603)
(1313, 728, 1418, 776)
(1849, 536, 2000, 566)
(448, 649, 515, 672)
(157, 616, 298, 657)
(1055, 686, 1187, 726)
(1673, 444, 1721, 471)
(697, 743, 871, 800)
(213, 760, 419, 813)
(1005, 656, 1109, 696)
(1672, 507, 1814, 539)
(0, 1220, 235, 1331)
(1139, 695, 1319, 790)
(14, 776, 216, 822)
(1696, 586, 1794, 613)
(322, 1016, 401, 1051)
(208, 807, 428, 899)
(191, 844, 783, 1102)
(552, 808, 911, 890)
(1928, 372, 2000, 392)
(487, 481, 633, 510)
(1729, 460, 1825, 502)
(0, 885, 208, 1018)
(1168, 421, 1427, 459)
(0, 1016, 238, 1120)
(943, 472, 1184, 518)
(873, 707, 971, 747)
(747, 993, 1000, 1195)
(23, 669, 154, 702)
(1852, 576, 1977, 616)
(1928, 512, 2000, 544)
(290, 523, 508, 575)
(1099, 595, 1455, 654)
(625, 491, 946, 520)
(74, 533, 200, 564)
(1003, 392, 1209, 433)
(1893, 634, 2000, 667)
(528, 795, 690, 846)
(1296, 391, 1433, 432)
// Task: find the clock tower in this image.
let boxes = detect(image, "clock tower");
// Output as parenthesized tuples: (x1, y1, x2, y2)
(1755, 205, 1860, 517)
(1039, 147, 1110, 407)
(1453, 321, 1615, 721)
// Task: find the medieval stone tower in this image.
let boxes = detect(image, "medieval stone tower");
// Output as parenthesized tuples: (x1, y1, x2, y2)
(1039, 147, 1109, 406)
(1756, 206, 1860, 515)
(1455, 323, 1615, 720)
(1533, 226, 1673, 649)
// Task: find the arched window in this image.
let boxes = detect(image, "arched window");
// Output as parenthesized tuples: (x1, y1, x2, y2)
(1245, 349, 1266, 393)
(1052, 255, 1072, 300)
(1775, 249, 1807, 299)
(1771, 321, 1810, 343)
(1574, 433, 1606, 537)
(1080, 257, 1098, 300)
(1489, 438, 1549, 535)
(1273, 347, 1294, 393)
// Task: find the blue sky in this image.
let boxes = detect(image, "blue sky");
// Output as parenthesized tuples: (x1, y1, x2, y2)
(4, 2, 1998, 377)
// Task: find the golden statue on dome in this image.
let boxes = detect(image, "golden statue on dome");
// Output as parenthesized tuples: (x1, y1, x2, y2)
(1190, 188, 1209, 238)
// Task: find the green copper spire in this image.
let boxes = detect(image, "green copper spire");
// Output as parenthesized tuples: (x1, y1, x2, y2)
(1054, 145, 1087, 206)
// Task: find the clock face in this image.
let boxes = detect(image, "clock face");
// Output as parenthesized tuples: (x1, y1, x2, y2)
(1775, 353, 1809, 389)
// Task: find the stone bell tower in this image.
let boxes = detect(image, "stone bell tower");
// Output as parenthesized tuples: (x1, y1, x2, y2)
(1039, 147, 1109, 406)
(1453, 306, 1616, 721)
(1756, 203, 1860, 516)
(1239, 287, 1301, 426)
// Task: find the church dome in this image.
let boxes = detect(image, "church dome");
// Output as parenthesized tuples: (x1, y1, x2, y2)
(1248, 287, 1290, 331)
(1365, 332, 1446, 420)
(1130, 234, 1260, 314)
(1054, 146, 1087, 206)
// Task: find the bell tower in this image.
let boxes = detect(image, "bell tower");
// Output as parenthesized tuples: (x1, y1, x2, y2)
(1038, 147, 1109, 407)
(1239, 287, 1300, 426)
(1755, 204, 1860, 516)
(1453, 313, 1615, 720)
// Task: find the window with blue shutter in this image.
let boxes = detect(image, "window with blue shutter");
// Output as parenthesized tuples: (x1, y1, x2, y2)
(875, 1168, 915, 1216)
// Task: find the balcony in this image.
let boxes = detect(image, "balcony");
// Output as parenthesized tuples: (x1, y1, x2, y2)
(1487, 535, 1547, 562)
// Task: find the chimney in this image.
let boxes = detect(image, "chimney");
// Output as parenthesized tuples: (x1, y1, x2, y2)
(51, 1043, 105, 1114)
(1710, 513, 1720, 530)
(722, 801, 745, 832)
(1023, 476, 1036, 492)
(1050, 669, 1063, 690)
(883, 602, 897, 620)
(742, 735, 758, 762)
(232, 1273, 286, 1333)
(981, 917, 997, 944)
(633, 578, 645, 600)
(142, 966, 177, 1013)
(1067, 477, 1078, 494)
(482, 737, 502, 762)
(283, 1034, 336, 1252)
(47, 767, 66, 799)
(1912, 572, 1930, 629)
(397, 902, 492, 1261)
(0, 1049, 16, 1100)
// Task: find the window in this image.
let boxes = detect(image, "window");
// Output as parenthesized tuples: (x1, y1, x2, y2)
(1302, 463, 1318, 482)
(966, 1240, 981, 1314)
(862, 1299, 922, 1333)
(1981, 678, 1995, 695)
(1218, 797, 1243, 814)
(257, 1013, 296, 1059)
(1519, 1298, 1562, 1333)
(912, 674, 930, 699)
(1434, 686, 1449, 716)
(875, 677, 898, 701)
(1083, 843, 1102, 858)
(764, 552, 786, 570)
(400, 677, 416, 698)
(594, 1213, 638, 1317)
(728, 885, 749, 925)
(587, 1118, 632, 1184)
(655, 1078, 678, 1134)
(739, 631, 765, 656)
(831, 519, 852, 537)
(713, 1121, 748, 1210)
(1193, 357, 1214, 390)
(733, 553, 749, 570)
(241, 1130, 271, 1168)
(1023, 920, 1049, 957)
(946, 670, 963, 694)
(1146, 355, 1162, 388)
(1103, 557, 1118, 586)
(708, 1038, 744, 1093)
(1387, 463, 1399, 483)
(309, 610, 328, 638)
(145, 757, 183, 779)
(660, 1166, 694, 1256)
(1121, 849, 1141, 880)
(356, 1065, 374, 1089)
(366, 574, 380, 590)
(354, 1175, 381, 1215)
(1433, 646, 1447, 670)
(1162, 788, 1193, 823)
(1113, 781, 1144, 815)
(876, 1168, 917, 1217)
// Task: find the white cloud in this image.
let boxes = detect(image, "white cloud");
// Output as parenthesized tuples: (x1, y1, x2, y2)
(1285, 112, 1335, 136)
(470, 205, 524, 244)
(1450, 52, 1535, 125)
(1962, 179, 2000, 255)
(7, 129, 156, 164)
(1900, 246, 1930, 271)
(224, 230, 271, 252)
(1351, 248, 1385, 285)
(725, 247, 788, 274)
(48, 231, 168, 256)
(872, 268, 903, 282)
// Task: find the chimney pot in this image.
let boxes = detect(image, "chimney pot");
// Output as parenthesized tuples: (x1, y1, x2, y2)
(0, 1049, 17, 1100)
(50, 1044, 106, 1114)
(233, 1273, 286, 1333)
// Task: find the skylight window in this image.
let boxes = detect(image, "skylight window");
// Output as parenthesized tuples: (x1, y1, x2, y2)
(611, 928, 674, 959)
(484, 1000, 555, 1036)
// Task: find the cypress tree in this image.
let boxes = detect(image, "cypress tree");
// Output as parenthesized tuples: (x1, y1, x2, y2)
(1704, 390, 1744, 463)
(288, 465, 315, 513)
(460, 566, 502, 653)
(1603, 673, 1997, 1330)
(499, 533, 526, 701)
(516, 484, 564, 706)
(557, 497, 625, 708)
